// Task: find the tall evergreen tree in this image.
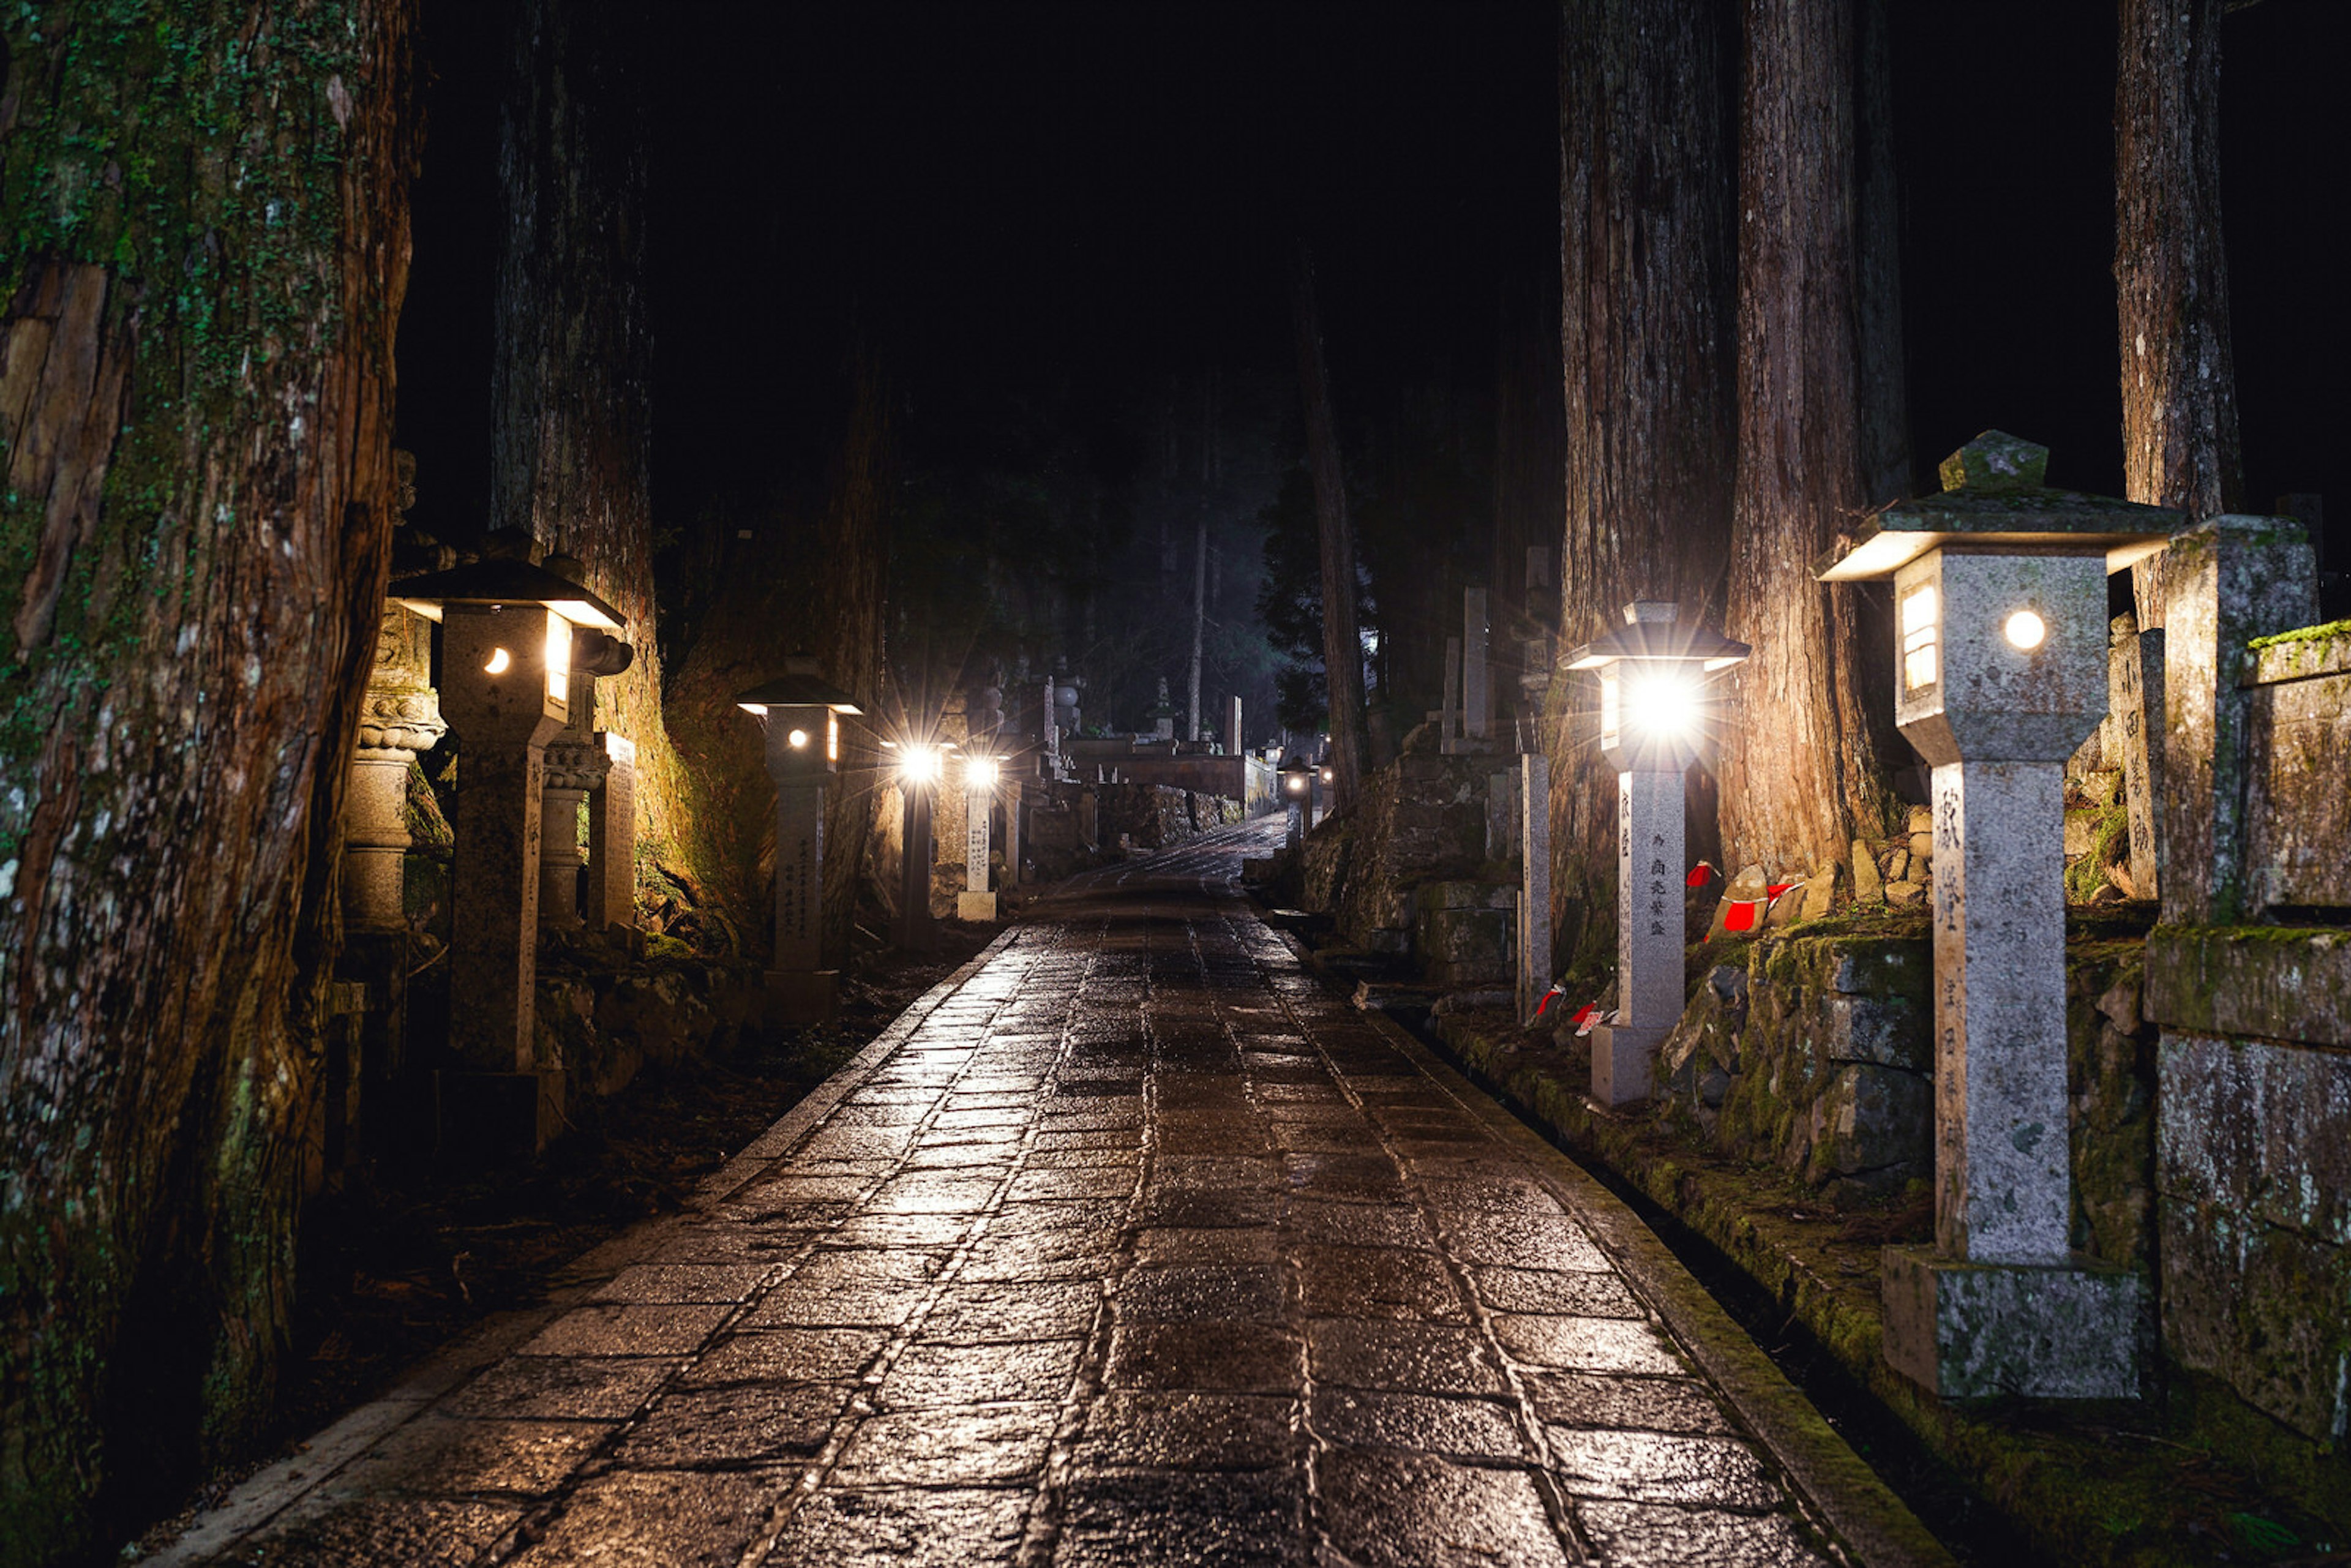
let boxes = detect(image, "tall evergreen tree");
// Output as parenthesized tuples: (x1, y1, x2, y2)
(0, 4, 418, 1555)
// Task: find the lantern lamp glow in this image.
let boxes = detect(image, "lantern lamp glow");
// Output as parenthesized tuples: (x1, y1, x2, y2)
(1563, 602, 1750, 1108)
(1818, 430, 2187, 1401)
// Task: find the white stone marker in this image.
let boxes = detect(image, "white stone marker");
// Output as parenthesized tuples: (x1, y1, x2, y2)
(1564, 602, 1750, 1108)
(959, 760, 999, 922)
(1820, 431, 2186, 1400)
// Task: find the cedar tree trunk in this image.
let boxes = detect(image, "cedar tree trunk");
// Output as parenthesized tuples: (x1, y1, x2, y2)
(1551, 0, 1738, 967)
(0, 3, 416, 1557)
(1715, 0, 1902, 881)
(2116, 0, 2240, 629)
(1292, 247, 1368, 804)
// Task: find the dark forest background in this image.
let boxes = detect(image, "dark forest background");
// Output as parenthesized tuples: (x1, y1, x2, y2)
(396, 0, 2348, 751)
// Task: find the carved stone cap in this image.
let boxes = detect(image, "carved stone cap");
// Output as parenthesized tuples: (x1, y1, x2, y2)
(358, 688, 447, 754)
(543, 738, 612, 793)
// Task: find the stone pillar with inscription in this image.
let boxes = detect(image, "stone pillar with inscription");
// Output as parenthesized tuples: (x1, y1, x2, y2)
(1518, 754, 1552, 1026)
(1819, 432, 2186, 1399)
(2109, 615, 2164, 902)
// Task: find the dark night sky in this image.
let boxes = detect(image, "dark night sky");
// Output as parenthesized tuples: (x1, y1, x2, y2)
(396, 1, 2351, 609)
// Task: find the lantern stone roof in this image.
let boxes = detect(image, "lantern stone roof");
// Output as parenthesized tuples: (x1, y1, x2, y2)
(1818, 430, 2189, 582)
(1564, 601, 1750, 671)
(389, 558, 625, 631)
(735, 655, 864, 714)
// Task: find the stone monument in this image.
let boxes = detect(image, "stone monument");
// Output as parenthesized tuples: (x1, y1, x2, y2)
(1819, 431, 2186, 1398)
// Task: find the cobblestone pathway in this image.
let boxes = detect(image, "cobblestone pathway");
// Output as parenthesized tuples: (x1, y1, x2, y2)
(161, 820, 1937, 1568)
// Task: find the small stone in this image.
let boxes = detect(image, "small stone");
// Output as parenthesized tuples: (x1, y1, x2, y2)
(1907, 831, 1933, 863)
(1850, 840, 1881, 904)
(1907, 805, 1932, 836)
(1883, 848, 1909, 883)
(2096, 977, 2142, 1033)
(2078, 770, 2123, 808)
(1801, 864, 1836, 923)
(1884, 880, 1922, 907)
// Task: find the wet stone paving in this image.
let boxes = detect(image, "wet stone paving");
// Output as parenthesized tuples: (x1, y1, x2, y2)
(173, 823, 1858, 1567)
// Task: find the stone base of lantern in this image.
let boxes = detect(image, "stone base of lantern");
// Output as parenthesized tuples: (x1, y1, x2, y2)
(1590, 1021, 1666, 1108)
(957, 891, 1000, 922)
(766, 967, 839, 1024)
(1880, 1245, 2140, 1400)
(435, 1068, 567, 1163)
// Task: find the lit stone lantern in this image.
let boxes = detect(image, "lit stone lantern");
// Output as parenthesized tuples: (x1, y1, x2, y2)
(389, 551, 624, 1157)
(959, 754, 1002, 921)
(890, 737, 947, 953)
(1280, 756, 1314, 851)
(736, 657, 863, 1021)
(1820, 430, 2186, 1398)
(1565, 602, 1750, 1108)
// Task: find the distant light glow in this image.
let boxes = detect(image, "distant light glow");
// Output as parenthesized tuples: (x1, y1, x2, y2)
(484, 647, 512, 676)
(966, 757, 1000, 789)
(787, 727, 811, 749)
(1319, 767, 1333, 784)
(1284, 773, 1308, 796)
(900, 744, 943, 786)
(2004, 609, 2047, 651)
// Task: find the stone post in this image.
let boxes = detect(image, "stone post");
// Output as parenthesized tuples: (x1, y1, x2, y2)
(897, 779, 937, 953)
(1593, 768, 1683, 1106)
(958, 767, 998, 921)
(1226, 695, 1243, 757)
(438, 602, 568, 1155)
(587, 731, 637, 933)
(2158, 516, 2318, 926)
(1463, 587, 1491, 743)
(1518, 754, 1551, 1025)
(2109, 616, 2164, 901)
(346, 605, 446, 931)
(538, 696, 601, 932)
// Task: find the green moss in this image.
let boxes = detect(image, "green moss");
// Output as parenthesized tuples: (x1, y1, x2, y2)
(2246, 618, 2351, 651)
(2066, 805, 2131, 904)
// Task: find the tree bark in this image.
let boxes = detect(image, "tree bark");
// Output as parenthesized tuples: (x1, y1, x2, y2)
(1292, 247, 1369, 804)
(493, 0, 743, 945)
(1551, 0, 1739, 966)
(814, 352, 891, 963)
(2117, 0, 2240, 629)
(0, 2, 417, 1555)
(1717, 0, 1901, 880)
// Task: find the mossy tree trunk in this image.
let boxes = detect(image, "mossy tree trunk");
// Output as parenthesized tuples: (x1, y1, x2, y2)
(0, 2, 416, 1558)
(2116, 0, 2240, 631)
(1550, 0, 1738, 972)
(492, 0, 737, 945)
(1715, 0, 1905, 882)
(813, 352, 890, 964)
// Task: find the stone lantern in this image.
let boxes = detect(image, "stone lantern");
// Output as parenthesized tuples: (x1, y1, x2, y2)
(736, 657, 863, 1021)
(388, 550, 625, 1157)
(1280, 756, 1314, 851)
(536, 555, 636, 936)
(889, 737, 947, 953)
(1564, 601, 1750, 1108)
(1819, 430, 2186, 1398)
